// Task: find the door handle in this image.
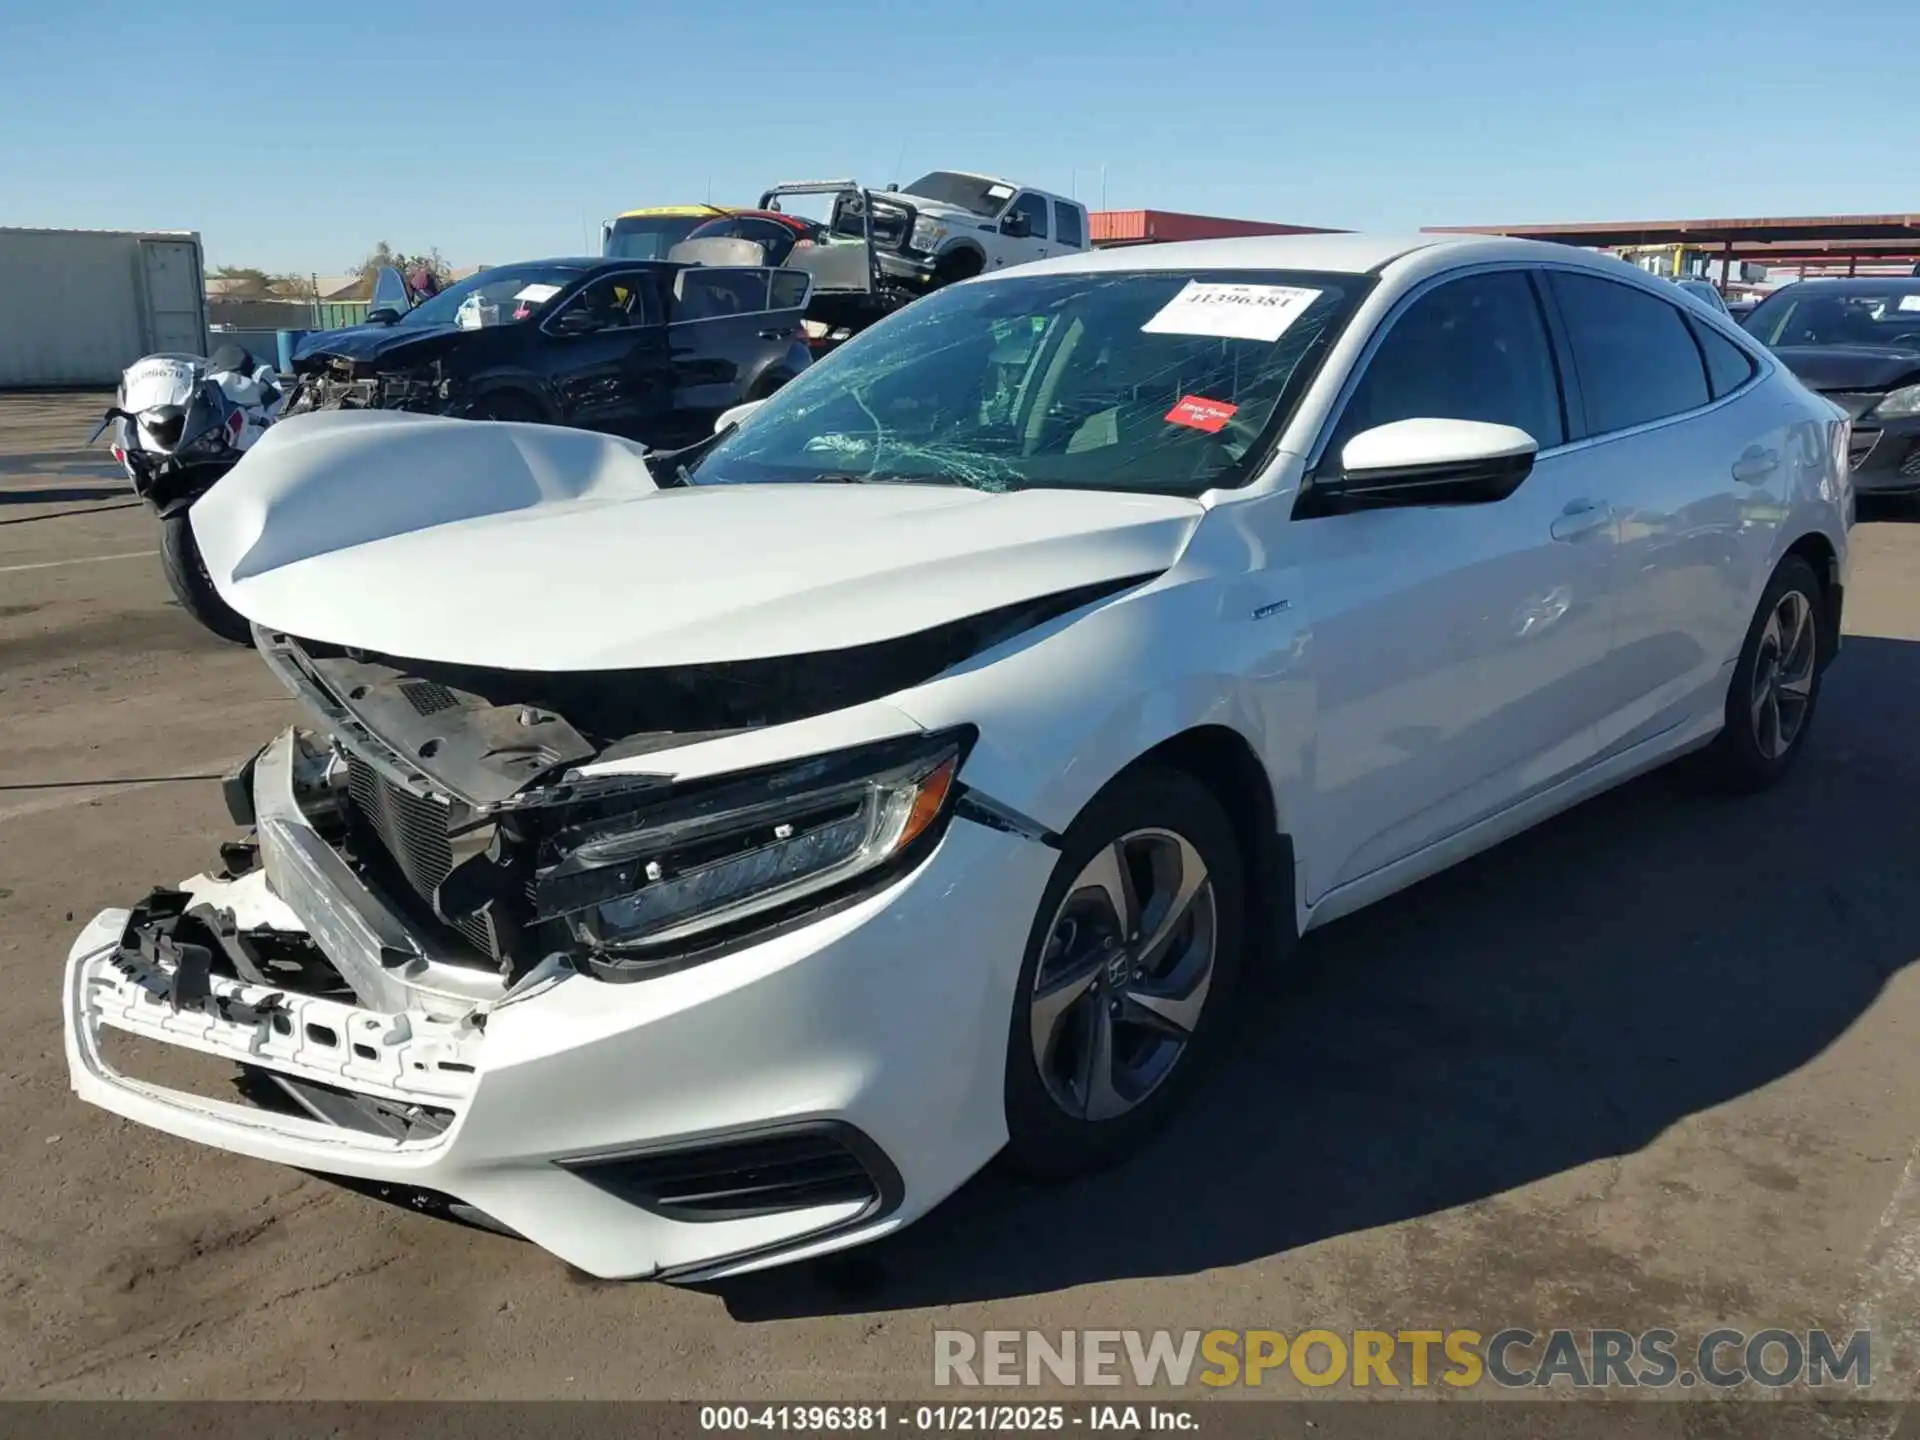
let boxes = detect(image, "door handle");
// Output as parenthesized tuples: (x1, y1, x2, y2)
(756, 328, 787, 340)
(1550, 499, 1611, 542)
(1732, 445, 1780, 483)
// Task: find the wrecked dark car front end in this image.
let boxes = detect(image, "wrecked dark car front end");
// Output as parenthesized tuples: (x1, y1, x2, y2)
(289, 338, 464, 416)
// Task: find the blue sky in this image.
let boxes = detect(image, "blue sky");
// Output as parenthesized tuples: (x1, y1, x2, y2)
(2, 0, 1912, 275)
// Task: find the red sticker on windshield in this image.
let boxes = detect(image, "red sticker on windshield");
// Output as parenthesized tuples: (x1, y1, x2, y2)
(1166, 395, 1238, 433)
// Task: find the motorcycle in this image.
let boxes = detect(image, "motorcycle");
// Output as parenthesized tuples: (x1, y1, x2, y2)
(89, 344, 288, 645)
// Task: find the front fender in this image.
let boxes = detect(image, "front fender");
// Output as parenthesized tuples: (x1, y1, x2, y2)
(889, 560, 1310, 851)
(451, 368, 561, 423)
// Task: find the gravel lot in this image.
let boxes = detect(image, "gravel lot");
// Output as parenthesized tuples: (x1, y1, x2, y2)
(2, 390, 1917, 1401)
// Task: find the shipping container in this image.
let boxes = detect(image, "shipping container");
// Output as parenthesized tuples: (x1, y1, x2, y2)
(1089, 210, 1344, 248)
(0, 227, 208, 387)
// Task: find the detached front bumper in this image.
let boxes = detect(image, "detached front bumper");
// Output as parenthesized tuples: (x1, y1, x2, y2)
(876, 251, 941, 287)
(63, 728, 1053, 1281)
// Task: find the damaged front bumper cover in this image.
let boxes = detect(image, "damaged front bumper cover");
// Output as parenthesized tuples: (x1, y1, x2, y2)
(289, 365, 450, 415)
(62, 727, 1057, 1280)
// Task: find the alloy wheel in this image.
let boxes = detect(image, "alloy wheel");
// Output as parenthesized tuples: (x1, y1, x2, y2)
(1028, 828, 1217, 1123)
(1750, 589, 1816, 761)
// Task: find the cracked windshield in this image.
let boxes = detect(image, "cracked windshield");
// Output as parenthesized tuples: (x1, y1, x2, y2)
(690, 269, 1364, 496)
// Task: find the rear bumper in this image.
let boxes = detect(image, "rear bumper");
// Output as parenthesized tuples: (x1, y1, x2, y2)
(63, 729, 1054, 1281)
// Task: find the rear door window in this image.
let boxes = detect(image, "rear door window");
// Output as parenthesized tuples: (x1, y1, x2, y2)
(1053, 202, 1085, 249)
(673, 268, 771, 321)
(1547, 271, 1711, 435)
(1688, 316, 1759, 399)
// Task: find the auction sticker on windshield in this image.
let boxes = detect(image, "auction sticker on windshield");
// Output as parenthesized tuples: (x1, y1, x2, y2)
(515, 284, 564, 303)
(1141, 282, 1324, 343)
(1899, 295, 1920, 313)
(1166, 396, 1238, 433)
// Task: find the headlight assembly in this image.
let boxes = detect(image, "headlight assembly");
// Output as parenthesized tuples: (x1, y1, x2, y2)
(532, 728, 973, 962)
(1870, 383, 1920, 421)
(909, 218, 949, 254)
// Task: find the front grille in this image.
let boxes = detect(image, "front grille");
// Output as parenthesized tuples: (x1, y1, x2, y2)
(343, 755, 494, 954)
(1850, 426, 1881, 465)
(561, 1126, 898, 1223)
(346, 756, 453, 898)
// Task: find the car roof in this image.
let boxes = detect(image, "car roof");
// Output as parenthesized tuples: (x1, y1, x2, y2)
(907, 168, 1021, 190)
(614, 204, 735, 220)
(1011, 231, 1556, 277)
(1761, 275, 1920, 291)
(693, 208, 815, 231)
(496, 257, 676, 277)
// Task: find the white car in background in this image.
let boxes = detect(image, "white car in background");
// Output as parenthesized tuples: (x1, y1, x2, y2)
(63, 232, 1851, 1282)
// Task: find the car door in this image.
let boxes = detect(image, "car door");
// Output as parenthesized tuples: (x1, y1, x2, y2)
(1291, 267, 1620, 902)
(1541, 268, 1786, 756)
(998, 192, 1050, 266)
(1052, 200, 1087, 255)
(665, 266, 778, 444)
(540, 269, 669, 437)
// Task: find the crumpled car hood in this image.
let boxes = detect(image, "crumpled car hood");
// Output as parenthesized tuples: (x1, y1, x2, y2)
(190, 410, 1203, 671)
(292, 322, 462, 371)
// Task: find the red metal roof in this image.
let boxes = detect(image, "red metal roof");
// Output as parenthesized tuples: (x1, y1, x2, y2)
(1425, 213, 1920, 248)
(1090, 210, 1344, 247)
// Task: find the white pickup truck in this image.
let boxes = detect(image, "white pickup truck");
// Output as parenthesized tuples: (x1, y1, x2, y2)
(758, 171, 1092, 353)
(865, 170, 1090, 287)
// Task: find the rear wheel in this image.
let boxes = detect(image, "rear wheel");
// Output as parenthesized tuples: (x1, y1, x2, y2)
(1691, 554, 1824, 791)
(747, 370, 794, 401)
(158, 512, 252, 646)
(1002, 767, 1245, 1179)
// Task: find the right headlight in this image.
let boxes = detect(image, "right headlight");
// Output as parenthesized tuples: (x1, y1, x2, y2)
(532, 728, 972, 960)
(909, 217, 949, 254)
(1870, 383, 1920, 420)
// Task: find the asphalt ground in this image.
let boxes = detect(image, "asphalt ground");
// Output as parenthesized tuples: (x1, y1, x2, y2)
(2, 390, 1917, 1402)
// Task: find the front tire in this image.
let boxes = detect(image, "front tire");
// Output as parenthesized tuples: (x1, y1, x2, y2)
(158, 512, 252, 646)
(1002, 767, 1245, 1180)
(932, 249, 984, 288)
(1692, 554, 1825, 791)
(747, 370, 794, 402)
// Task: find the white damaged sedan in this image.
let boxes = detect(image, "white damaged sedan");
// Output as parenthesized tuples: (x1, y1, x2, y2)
(64, 233, 1852, 1281)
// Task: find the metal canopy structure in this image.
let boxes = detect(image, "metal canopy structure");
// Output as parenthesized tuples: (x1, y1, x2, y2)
(1423, 213, 1920, 272)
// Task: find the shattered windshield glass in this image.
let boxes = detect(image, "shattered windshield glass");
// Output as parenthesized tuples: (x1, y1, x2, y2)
(688, 268, 1369, 497)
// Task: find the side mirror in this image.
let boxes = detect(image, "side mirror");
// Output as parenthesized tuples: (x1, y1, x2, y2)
(714, 398, 766, 435)
(1319, 419, 1537, 508)
(549, 307, 604, 337)
(1001, 213, 1032, 239)
(366, 308, 401, 326)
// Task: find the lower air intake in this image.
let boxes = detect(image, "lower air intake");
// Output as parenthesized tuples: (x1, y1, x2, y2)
(559, 1123, 903, 1224)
